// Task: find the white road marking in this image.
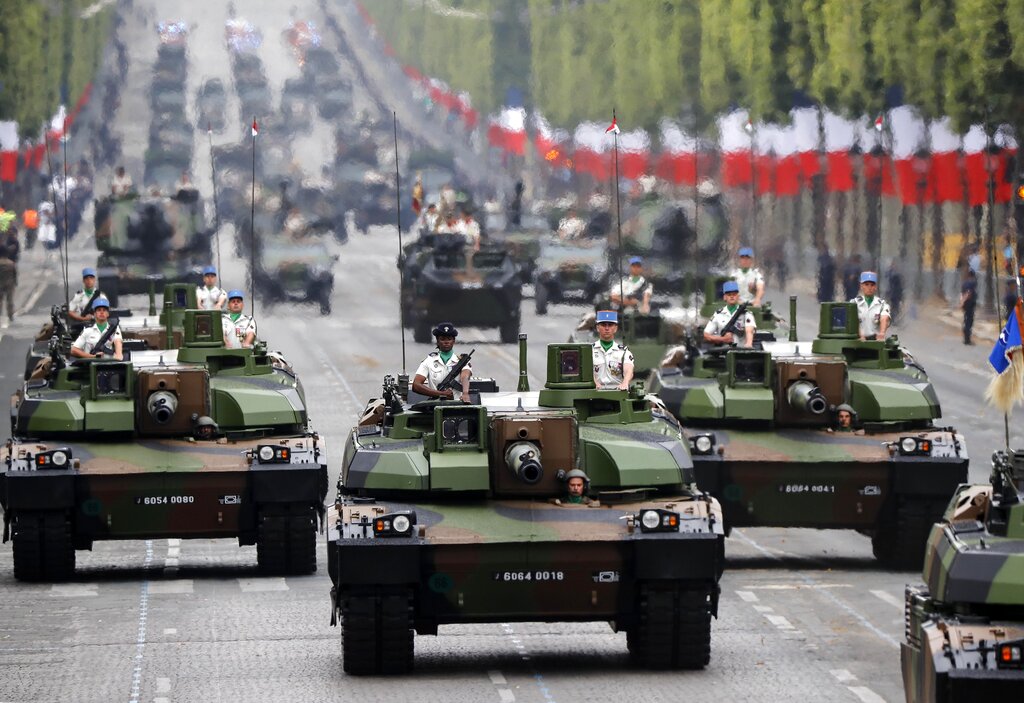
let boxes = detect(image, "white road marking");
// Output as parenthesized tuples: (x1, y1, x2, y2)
(314, 348, 362, 405)
(765, 614, 795, 630)
(167, 539, 181, 546)
(752, 605, 774, 613)
(162, 628, 177, 636)
(488, 671, 507, 685)
(735, 590, 759, 602)
(50, 583, 98, 597)
(166, 547, 180, 558)
(147, 580, 193, 595)
(128, 540, 154, 703)
(847, 686, 888, 703)
(870, 589, 904, 610)
(156, 677, 171, 693)
(498, 689, 516, 703)
(830, 669, 858, 683)
(238, 577, 289, 592)
(745, 583, 853, 590)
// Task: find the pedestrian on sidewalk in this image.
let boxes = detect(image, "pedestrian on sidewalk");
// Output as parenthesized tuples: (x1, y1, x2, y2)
(817, 248, 836, 302)
(960, 269, 977, 345)
(842, 254, 862, 301)
(1004, 278, 1019, 321)
(0, 219, 20, 324)
(886, 260, 904, 323)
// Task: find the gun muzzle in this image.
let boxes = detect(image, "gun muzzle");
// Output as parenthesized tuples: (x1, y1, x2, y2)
(787, 380, 827, 415)
(147, 391, 178, 424)
(504, 441, 543, 485)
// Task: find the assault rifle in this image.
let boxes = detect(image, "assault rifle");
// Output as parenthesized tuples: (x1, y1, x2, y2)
(723, 303, 749, 338)
(437, 349, 475, 393)
(93, 317, 121, 357)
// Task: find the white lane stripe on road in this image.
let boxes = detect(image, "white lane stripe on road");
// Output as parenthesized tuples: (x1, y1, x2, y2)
(735, 590, 759, 602)
(488, 671, 507, 685)
(830, 669, 858, 683)
(847, 686, 888, 703)
(50, 583, 99, 597)
(238, 577, 289, 592)
(147, 580, 193, 595)
(498, 689, 516, 703)
(765, 614, 795, 630)
(745, 583, 852, 590)
(870, 589, 904, 610)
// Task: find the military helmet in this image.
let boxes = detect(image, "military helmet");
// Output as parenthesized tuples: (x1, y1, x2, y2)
(194, 415, 218, 429)
(432, 322, 458, 338)
(835, 403, 856, 416)
(564, 469, 590, 483)
(91, 296, 111, 310)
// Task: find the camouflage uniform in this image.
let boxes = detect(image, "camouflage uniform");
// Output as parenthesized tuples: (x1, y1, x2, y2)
(415, 351, 472, 391)
(0, 229, 20, 321)
(592, 340, 634, 389)
(730, 267, 764, 304)
(850, 295, 891, 338)
(222, 313, 257, 349)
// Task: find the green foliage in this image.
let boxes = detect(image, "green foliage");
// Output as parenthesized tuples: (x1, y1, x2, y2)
(0, 0, 113, 137)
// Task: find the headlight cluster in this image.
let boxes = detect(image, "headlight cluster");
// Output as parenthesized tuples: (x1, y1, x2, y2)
(256, 445, 291, 464)
(998, 640, 1023, 669)
(35, 449, 72, 469)
(637, 508, 679, 533)
(897, 437, 931, 456)
(373, 511, 417, 537)
(688, 434, 716, 456)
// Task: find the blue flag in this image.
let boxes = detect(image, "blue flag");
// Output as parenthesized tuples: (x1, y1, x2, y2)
(989, 311, 1022, 374)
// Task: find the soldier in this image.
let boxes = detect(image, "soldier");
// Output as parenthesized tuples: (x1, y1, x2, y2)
(68, 267, 104, 323)
(221, 289, 257, 349)
(850, 271, 891, 340)
(196, 265, 227, 310)
(110, 165, 133, 197)
(412, 322, 472, 400)
(609, 256, 653, 313)
(828, 404, 863, 434)
(731, 247, 765, 306)
(0, 215, 19, 325)
(70, 297, 123, 360)
(592, 310, 635, 390)
(563, 469, 592, 505)
(703, 280, 755, 347)
(192, 415, 219, 441)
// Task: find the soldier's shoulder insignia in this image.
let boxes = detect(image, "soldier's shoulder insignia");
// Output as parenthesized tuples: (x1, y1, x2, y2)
(427, 351, 439, 357)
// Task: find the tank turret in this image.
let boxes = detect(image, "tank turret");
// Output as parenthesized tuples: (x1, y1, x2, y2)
(328, 338, 724, 674)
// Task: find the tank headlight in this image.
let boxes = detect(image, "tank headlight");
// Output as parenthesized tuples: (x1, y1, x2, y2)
(259, 446, 276, 462)
(35, 449, 73, 470)
(897, 437, 932, 456)
(900, 437, 918, 454)
(256, 445, 291, 464)
(640, 510, 662, 530)
(372, 511, 417, 537)
(689, 434, 715, 455)
(51, 451, 69, 467)
(637, 509, 679, 533)
(391, 515, 411, 534)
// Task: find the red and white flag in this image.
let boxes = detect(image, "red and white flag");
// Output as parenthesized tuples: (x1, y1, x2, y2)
(251, 119, 258, 137)
(874, 113, 884, 132)
(605, 117, 619, 135)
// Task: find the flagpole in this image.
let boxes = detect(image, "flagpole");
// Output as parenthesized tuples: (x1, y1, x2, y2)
(393, 111, 406, 373)
(249, 116, 257, 320)
(207, 123, 222, 278)
(61, 121, 70, 307)
(611, 109, 624, 313)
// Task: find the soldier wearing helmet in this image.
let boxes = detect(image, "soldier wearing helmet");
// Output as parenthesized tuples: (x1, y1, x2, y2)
(592, 310, 635, 390)
(70, 296, 123, 360)
(850, 271, 891, 340)
(196, 265, 227, 310)
(829, 403, 863, 434)
(703, 281, 755, 347)
(412, 322, 472, 400)
(222, 289, 257, 349)
(731, 246, 765, 305)
(67, 267, 107, 323)
(563, 469, 592, 505)
(192, 415, 219, 441)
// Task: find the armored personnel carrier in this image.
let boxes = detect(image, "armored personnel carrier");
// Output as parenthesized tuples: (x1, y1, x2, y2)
(255, 237, 336, 315)
(93, 191, 213, 303)
(327, 340, 726, 674)
(401, 237, 522, 344)
(1, 308, 328, 581)
(648, 301, 969, 570)
(901, 449, 1024, 700)
(533, 235, 609, 315)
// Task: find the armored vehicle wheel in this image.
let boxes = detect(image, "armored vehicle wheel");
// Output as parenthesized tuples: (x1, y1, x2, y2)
(872, 496, 942, 571)
(499, 319, 520, 344)
(319, 297, 332, 316)
(341, 590, 414, 675)
(256, 505, 317, 575)
(628, 584, 712, 670)
(412, 321, 432, 344)
(535, 283, 549, 315)
(12, 511, 76, 582)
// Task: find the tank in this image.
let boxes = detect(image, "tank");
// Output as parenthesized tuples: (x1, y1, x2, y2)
(902, 450, 1024, 700)
(533, 233, 609, 315)
(93, 191, 213, 303)
(327, 339, 726, 674)
(402, 237, 522, 344)
(255, 237, 336, 315)
(648, 300, 969, 570)
(1, 309, 328, 581)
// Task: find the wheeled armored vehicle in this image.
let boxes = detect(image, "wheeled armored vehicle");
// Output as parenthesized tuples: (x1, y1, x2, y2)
(328, 340, 726, 674)
(255, 238, 336, 315)
(648, 301, 969, 569)
(1, 309, 328, 581)
(902, 449, 1024, 700)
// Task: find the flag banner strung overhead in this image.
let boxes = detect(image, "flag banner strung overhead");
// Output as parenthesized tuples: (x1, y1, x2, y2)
(986, 301, 1024, 412)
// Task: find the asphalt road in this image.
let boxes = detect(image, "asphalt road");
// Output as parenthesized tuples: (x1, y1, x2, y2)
(0, 1, 1012, 701)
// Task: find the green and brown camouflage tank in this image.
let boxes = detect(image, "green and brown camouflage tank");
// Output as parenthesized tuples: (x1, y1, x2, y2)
(901, 449, 1024, 701)
(327, 339, 725, 675)
(93, 191, 214, 302)
(401, 236, 521, 343)
(1, 309, 328, 581)
(648, 301, 968, 570)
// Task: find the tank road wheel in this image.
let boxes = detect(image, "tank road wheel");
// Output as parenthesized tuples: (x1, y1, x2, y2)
(872, 496, 943, 571)
(628, 584, 712, 670)
(12, 511, 76, 582)
(256, 505, 317, 575)
(412, 321, 432, 344)
(341, 589, 415, 675)
(499, 318, 520, 344)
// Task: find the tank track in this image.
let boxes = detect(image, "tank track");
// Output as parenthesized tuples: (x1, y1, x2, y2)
(256, 505, 317, 575)
(12, 511, 76, 582)
(341, 589, 415, 675)
(872, 495, 945, 571)
(628, 583, 713, 670)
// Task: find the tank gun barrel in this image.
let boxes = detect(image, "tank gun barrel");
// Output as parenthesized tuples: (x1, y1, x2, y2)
(787, 380, 827, 415)
(147, 391, 178, 425)
(504, 441, 543, 485)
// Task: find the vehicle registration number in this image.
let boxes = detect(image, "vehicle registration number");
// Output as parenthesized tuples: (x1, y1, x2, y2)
(493, 570, 565, 582)
(135, 495, 195, 505)
(777, 484, 835, 494)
